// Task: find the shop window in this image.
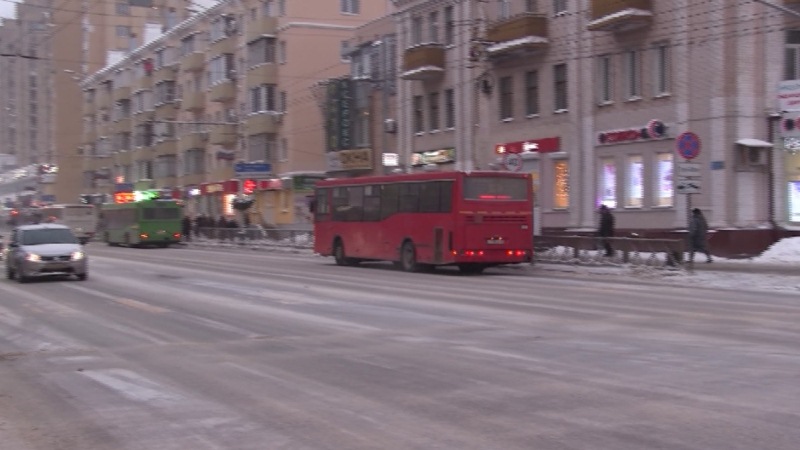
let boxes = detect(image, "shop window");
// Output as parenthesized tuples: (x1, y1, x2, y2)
(625, 155, 643, 208)
(599, 158, 616, 208)
(655, 153, 673, 207)
(788, 181, 800, 222)
(553, 159, 569, 209)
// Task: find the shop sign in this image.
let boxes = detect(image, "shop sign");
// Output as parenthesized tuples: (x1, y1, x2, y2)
(200, 180, 238, 195)
(597, 119, 668, 145)
(327, 148, 373, 171)
(495, 137, 560, 154)
(258, 179, 285, 191)
(412, 148, 455, 166)
(325, 78, 355, 152)
(778, 80, 800, 112)
(114, 192, 135, 203)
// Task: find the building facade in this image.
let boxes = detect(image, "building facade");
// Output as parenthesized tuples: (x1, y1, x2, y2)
(80, 0, 390, 226)
(0, 0, 191, 205)
(390, 0, 800, 251)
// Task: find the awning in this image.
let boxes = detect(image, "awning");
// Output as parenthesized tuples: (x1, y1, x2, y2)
(736, 138, 773, 148)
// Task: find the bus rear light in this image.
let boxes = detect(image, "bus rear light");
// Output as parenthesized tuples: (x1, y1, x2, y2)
(139, 233, 149, 240)
(173, 232, 181, 239)
(515, 250, 525, 256)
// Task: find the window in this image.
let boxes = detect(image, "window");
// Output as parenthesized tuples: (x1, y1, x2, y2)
(248, 133, 277, 161)
(599, 158, 616, 208)
(340, 41, 351, 62)
(655, 153, 673, 207)
(525, 70, 539, 116)
(413, 95, 424, 133)
(553, 0, 567, 15)
(411, 16, 423, 45)
(429, 11, 439, 43)
(154, 155, 177, 178)
(207, 54, 234, 85)
(499, 76, 513, 120)
(154, 81, 176, 104)
(444, 6, 455, 45)
(341, 0, 360, 14)
(654, 43, 671, 96)
(498, 0, 511, 20)
(262, 0, 274, 17)
(115, 2, 130, 15)
(444, 88, 455, 128)
(597, 55, 612, 103)
(180, 35, 195, 56)
(553, 159, 569, 209)
(525, 0, 538, 13)
(116, 25, 130, 37)
(279, 137, 288, 161)
(278, 40, 286, 63)
(248, 37, 277, 66)
(554, 63, 568, 111)
(249, 84, 277, 113)
(624, 50, 641, 98)
(278, 0, 285, 16)
(428, 92, 440, 131)
(184, 149, 206, 175)
(785, 30, 800, 80)
(626, 155, 643, 208)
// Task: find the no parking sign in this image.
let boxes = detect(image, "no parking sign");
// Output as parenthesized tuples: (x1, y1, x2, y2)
(676, 131, 701, 160)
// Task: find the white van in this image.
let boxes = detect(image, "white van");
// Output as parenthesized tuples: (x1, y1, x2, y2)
(38, 204, 97, 245)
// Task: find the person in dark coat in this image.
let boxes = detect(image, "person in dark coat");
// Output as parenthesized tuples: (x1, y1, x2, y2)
(688, 208, 712, 263)
(597, 204, 615, 257)
(181, 215, 192, 242)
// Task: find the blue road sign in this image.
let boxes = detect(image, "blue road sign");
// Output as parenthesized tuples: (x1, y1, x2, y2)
(676, 131, 701, 160)
(234, 162, 272, 178)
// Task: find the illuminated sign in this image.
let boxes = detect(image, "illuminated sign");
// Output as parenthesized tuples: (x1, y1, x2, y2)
(114, 192, 135, 203)
(597, 119, 668, 145)
(495, 137, 560, 154)
(412, 148, 455, 166)
(134, 190, 161, 202)
(242, 179, 256, 195)
(327, 148, 373, 171)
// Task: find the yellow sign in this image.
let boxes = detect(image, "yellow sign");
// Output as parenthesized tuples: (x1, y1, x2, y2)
(327, 149, 373, 171)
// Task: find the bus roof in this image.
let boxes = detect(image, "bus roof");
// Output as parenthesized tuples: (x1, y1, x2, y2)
(314, 170, 530, 188)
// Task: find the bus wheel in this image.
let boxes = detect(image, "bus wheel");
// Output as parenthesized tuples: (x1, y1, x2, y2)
(333, 240, 351, 266)
(458, 264, 486, 275)
(400, 241, 418, 272)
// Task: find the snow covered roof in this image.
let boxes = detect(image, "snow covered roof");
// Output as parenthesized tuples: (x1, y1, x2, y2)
(736, 138, 773, 148)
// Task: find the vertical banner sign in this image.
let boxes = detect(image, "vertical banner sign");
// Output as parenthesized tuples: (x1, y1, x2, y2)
(326, 81, 340, 152)
(338, 79, 353, 151)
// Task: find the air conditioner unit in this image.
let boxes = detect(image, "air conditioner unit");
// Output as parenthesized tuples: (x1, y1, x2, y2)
(384, 118, 397, 133)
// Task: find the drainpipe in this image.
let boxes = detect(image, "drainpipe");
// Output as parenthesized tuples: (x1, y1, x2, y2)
(767, 113, 781, 233)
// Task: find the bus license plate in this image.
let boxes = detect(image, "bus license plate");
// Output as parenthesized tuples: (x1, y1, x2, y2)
(486, 238, 504, 245)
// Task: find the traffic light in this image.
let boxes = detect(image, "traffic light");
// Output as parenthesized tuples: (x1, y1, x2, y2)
(242, 179, 256, 195)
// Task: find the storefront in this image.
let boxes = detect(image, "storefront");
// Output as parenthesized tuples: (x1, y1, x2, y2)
(199, 179, 238, 220)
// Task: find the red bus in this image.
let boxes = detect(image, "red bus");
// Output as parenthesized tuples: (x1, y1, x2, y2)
(313, 171, 533, 274)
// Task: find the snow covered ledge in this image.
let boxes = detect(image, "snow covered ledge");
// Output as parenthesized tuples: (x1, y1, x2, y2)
(587, 8, 653, 32)
(486, 36, 549, 57)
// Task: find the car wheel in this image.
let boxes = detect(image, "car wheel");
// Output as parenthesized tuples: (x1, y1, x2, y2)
(76, 273, 88, 281)
(17, 272, 28, 283)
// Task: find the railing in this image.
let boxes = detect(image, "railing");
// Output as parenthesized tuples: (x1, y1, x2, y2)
(534, 235, 685, 269)
(191, 227, 313, 248)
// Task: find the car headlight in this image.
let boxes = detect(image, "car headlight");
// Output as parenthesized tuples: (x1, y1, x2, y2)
(26, 253, 41, 262)
(71, 251, 85, 261)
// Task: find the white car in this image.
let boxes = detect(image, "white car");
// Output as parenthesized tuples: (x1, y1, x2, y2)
(5, 223, 88, 282)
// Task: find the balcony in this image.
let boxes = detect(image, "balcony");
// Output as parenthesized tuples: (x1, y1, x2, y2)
(400, 43, 445, 80)
(178, 131, 209, 151)
(154, 102, 178, 120)
(210, 124, 237, 146)
(246, 113, 281, 135)
(114, 151, 133, 166)
(113, 117, 132, 134)
(208, 80, 236, 102)
(209, 36, 236, 56)
(246, 64, 278, 88)
(153, 66, 177, 84)
(97, 90, 113, 110)
(485, 14, 549, 58)
(181, 52, 205, 72)
(154, 139, 178, 156)
(132, 75, 153, 92)
(246, 17, 278, 42)
(113, 86, 131, 102)
(182, 91, 206, 111)
(587, 0, 653, 32)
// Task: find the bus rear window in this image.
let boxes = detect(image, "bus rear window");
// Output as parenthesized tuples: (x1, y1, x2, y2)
(463, 177, 528, 201)
(142, 207, 180, 220)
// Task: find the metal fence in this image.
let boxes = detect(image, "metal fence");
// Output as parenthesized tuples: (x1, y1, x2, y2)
(534, 235, 686, 269)
(190, 227, 313, 249)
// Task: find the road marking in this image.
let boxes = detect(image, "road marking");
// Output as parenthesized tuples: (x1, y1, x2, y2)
(65, 284, 170, 314)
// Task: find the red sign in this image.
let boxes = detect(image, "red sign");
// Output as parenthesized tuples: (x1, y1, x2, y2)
(200, 180, 238, 195)
(242, 179, 257, 195)
(598, 119, 667, 145)
(114, 192, 135, 204)
(495, 137, 560, 154)
(258, 179, 284, 191)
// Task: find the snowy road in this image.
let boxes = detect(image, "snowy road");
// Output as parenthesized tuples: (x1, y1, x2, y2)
(1, 245, 799, 449)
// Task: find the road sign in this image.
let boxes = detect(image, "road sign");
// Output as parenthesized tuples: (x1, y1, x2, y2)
(677, 162, 701, 178)
(676, 132, 701, 160)
(676, 179, 701, 194)
(504, 153, 522, 172)
(234, 162, 271, 178)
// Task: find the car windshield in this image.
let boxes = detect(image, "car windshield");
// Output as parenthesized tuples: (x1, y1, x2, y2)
(20, 228, 78, 245)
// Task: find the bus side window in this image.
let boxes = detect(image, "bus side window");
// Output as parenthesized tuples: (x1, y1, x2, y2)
(419, 182, 441, 213)
(439, 181, 453, 212)
(399, 183, 420, 213)
(380, 184, 399, 219)
(363, 184, 381, 221)
(313, 189, 330, 222)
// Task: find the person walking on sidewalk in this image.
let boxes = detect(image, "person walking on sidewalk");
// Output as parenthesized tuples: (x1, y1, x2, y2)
(688, 208, 713, 263)
(597, 205, 615, 257)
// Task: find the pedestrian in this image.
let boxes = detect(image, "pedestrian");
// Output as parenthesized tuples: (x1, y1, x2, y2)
(688, 208, 713, 263)
(181, 215, 192, 242)
(597, 204, 615, 257)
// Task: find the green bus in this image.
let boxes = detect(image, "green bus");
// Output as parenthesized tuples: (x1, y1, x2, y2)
(100, 200, 183, 247)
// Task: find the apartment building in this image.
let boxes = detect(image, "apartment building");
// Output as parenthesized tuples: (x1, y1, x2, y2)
(392, 0, 800, 249)
(322, 14, 398, 177)
(0, 0, 190, 205)
(80, 0, 390, 226)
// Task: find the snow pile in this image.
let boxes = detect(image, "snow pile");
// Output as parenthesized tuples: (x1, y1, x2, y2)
(754, 237, 800, 263)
